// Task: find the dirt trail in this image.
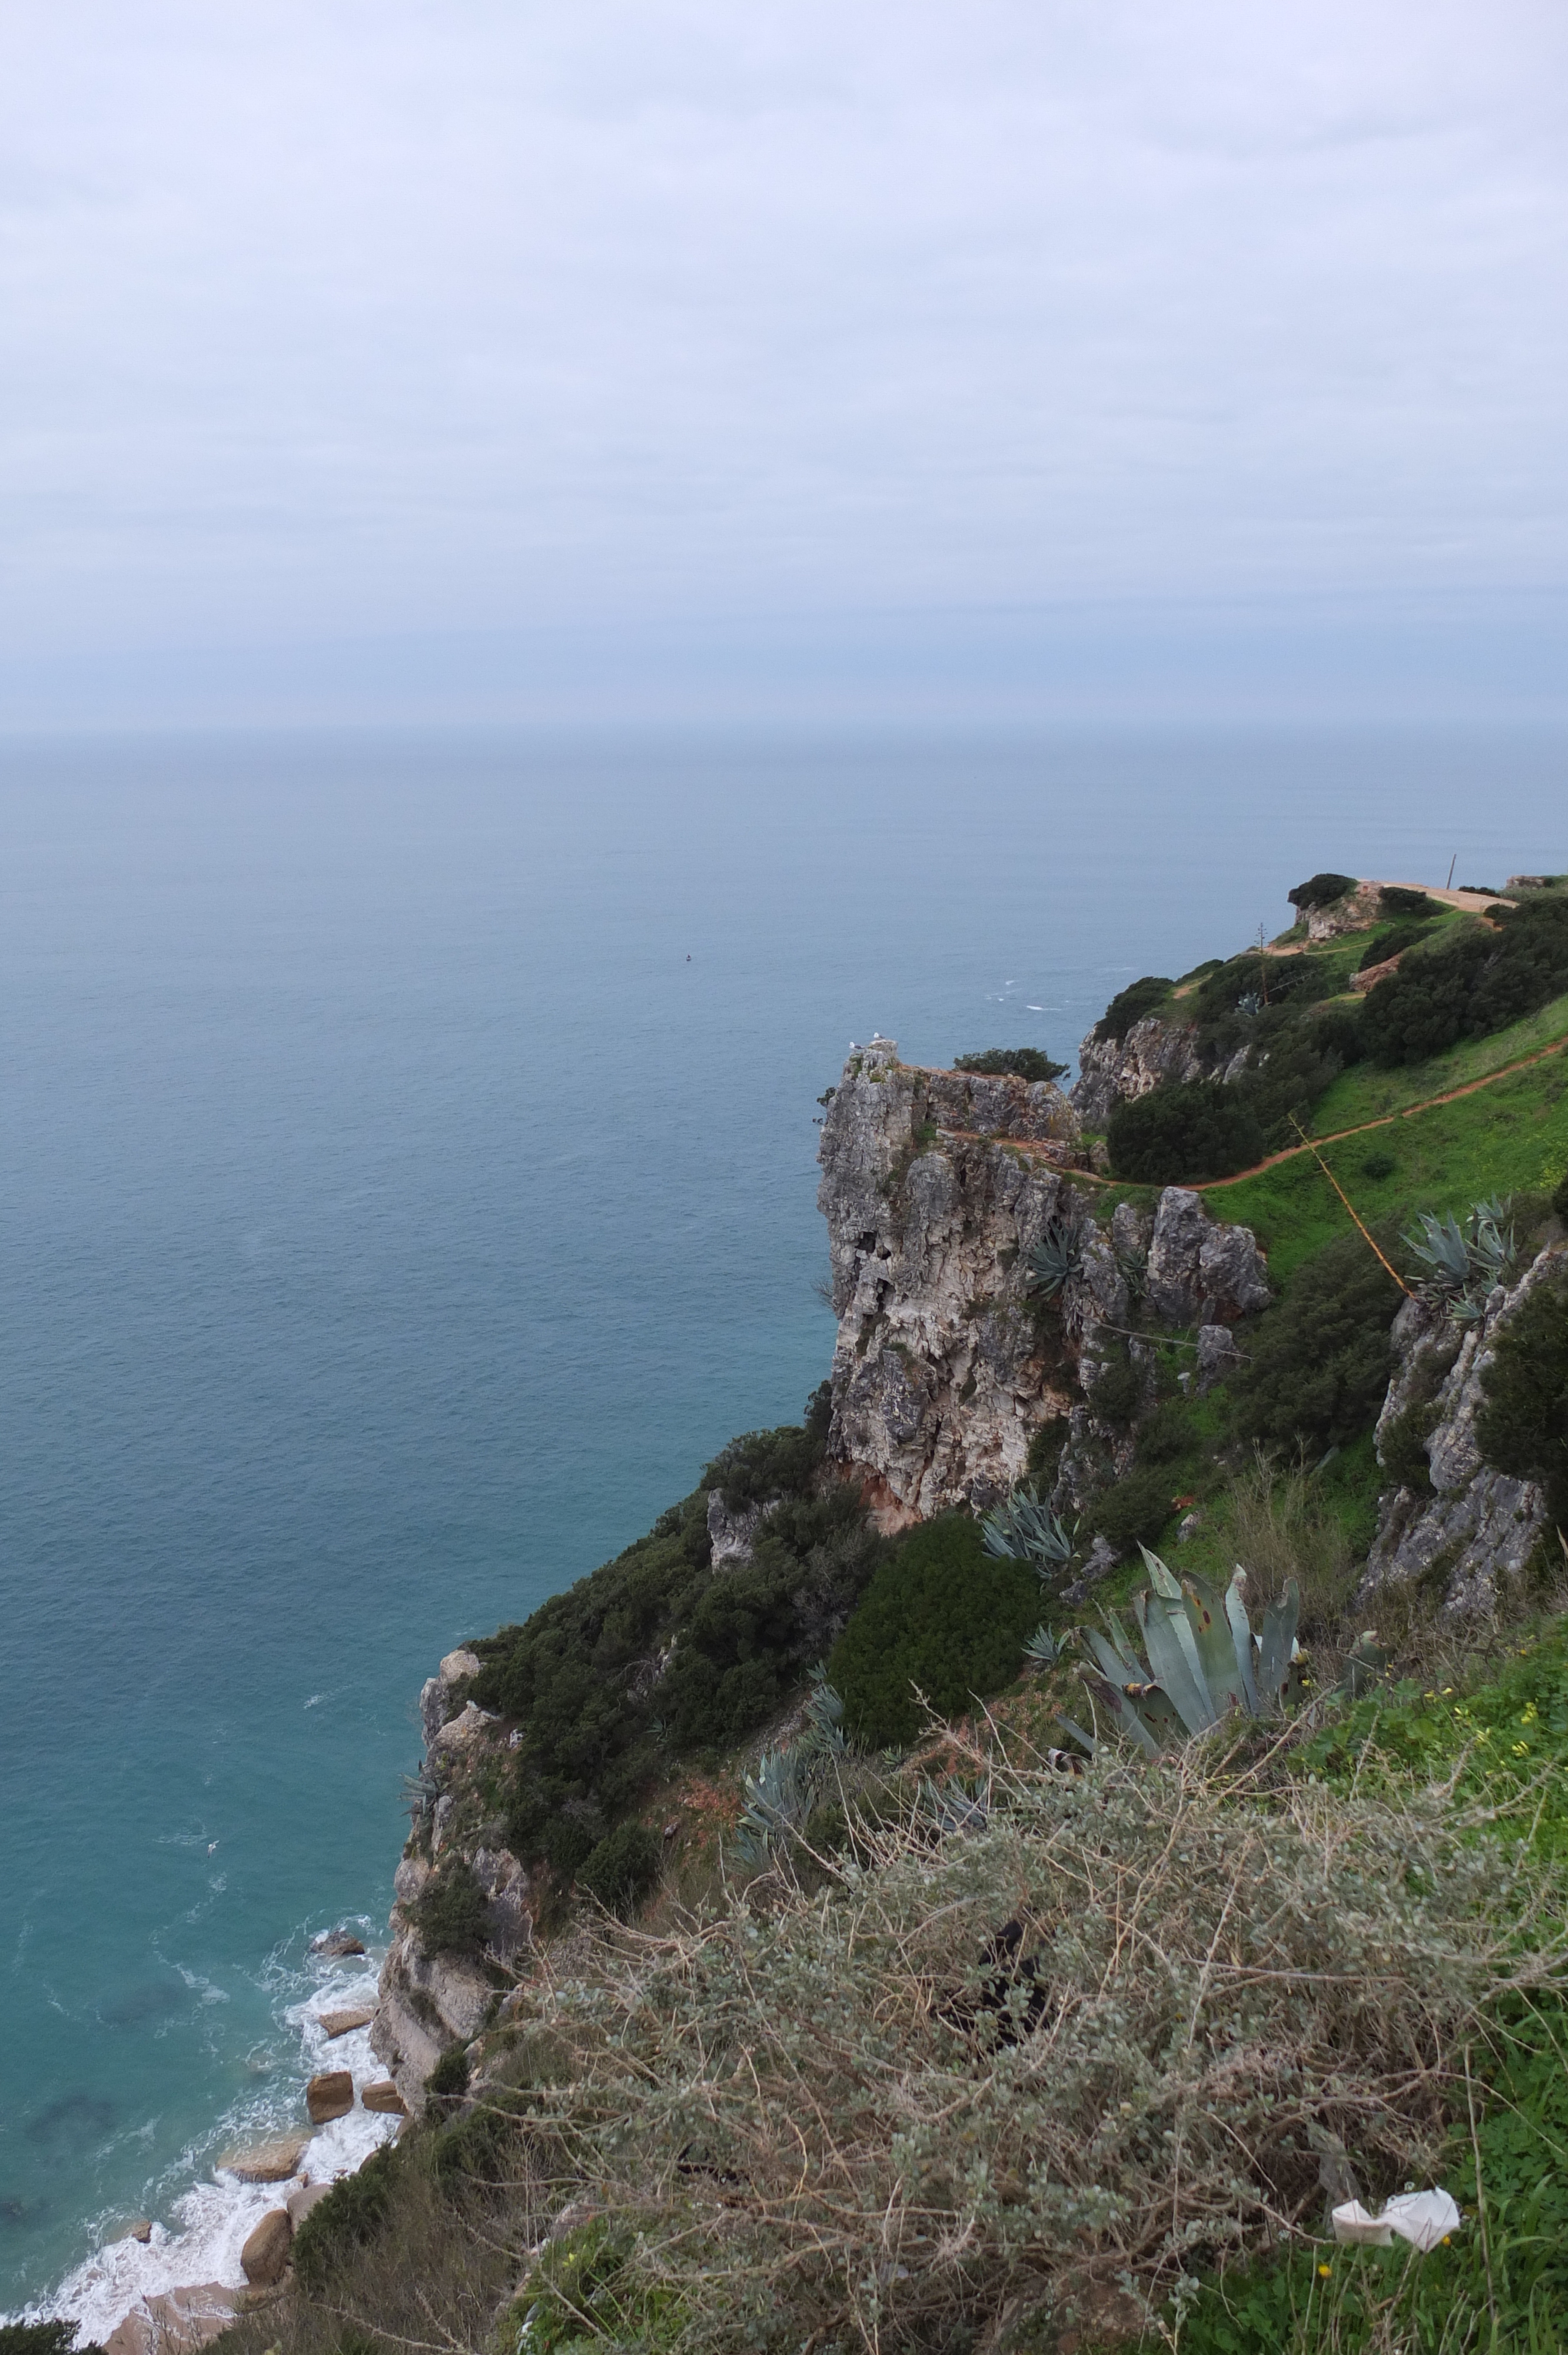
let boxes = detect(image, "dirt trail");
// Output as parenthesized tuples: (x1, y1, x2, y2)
(939, 1033, 1567, 1192)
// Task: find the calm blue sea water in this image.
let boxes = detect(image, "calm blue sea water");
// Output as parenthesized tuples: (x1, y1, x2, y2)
(2, 729, 1563, 2316)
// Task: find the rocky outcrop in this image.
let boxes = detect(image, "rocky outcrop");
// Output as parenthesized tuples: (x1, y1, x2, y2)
(305, 2069, 354, 2124)
(1071, 1013, 1204, 1128)
(707, 1491, 771, 1566)
(816, 1042, 1270, 1529)
(218, 2134, 308, 2182)
(1361, 1246, 1561, 1613)
(816, 1039, 1082, 1524)
(1144, 1189, 1271, 1325)
(1303, 880, 1380, 942)
(420, 1647, 481, 1750)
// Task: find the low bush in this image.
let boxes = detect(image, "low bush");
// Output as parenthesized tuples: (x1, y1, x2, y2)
(408, 1859, 490, 1960)
(1557, 1169, 1568, 1222)
(1135, 1400, 1199, 1465)
(293, 2142, 405, 2293)
(1356, 920, 1431, 971)
(1094, 975, 1173, 1043)
(1288, 870, 1357, 910)
(1233, 1231, 1405, 1456)
(468, 1390, 879, 1869)
(431, 1740, 1567, 2355)
(1378, 884, 1440, 918)
(1083, 1465, 1178, 1554)
(952, 1047, 1068, 1082)
(1361, 894, 1568, 1065)
(1360, 1147, 1397, 1180)
(1108, 1080, 1265, 1183)
(424, 2040, 472, 2109)
(828, 1515, 1041, 1749)
(1086, 1347, 1144, 1427)
(0, 2330, 102, 2355)
(1476, 1266, 1568, 1525)
(577, 1820, 662, 1916)
(1378, 1396, 1443, 1494)
(1225, 1448, 1357, 1640)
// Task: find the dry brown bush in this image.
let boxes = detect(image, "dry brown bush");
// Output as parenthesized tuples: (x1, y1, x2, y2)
(463, 1730, 1567, 2353)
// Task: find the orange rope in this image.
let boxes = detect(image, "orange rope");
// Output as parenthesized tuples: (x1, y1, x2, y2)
(1288, 1117, 1413, 1295)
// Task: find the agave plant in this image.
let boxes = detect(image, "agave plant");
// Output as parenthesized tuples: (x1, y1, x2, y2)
(732, 1747, 812, 1868)
(802, 1663, 848, 1759)
(982, 1487, 1075, 1578)
(1026, 1215, 1088, 1302)
(1024, 1624, 1062, 1669)
(1403, 1195, 1516, 1320)
(1055, 1547, 1303, 1758)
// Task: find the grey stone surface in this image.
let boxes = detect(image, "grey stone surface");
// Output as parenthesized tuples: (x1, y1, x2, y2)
(1069, 1013, 1204, 1128)
(1195, 1324, 1240, 1391)
(419, 1647, 483, 1752)
(816, 1040, 1081, 1524)
(1145, 1189, 1271, 1326)
(1361, 1244, 1563, 1613)
(707, 1491, 770, 1567)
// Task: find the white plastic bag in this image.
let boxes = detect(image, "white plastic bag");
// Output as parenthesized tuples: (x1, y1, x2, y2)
(1331, 2189, 1461, 2254)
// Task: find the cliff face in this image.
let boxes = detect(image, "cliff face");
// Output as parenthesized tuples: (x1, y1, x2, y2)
(815, 1040, 1084, 1527)
(1070, 1013, 1204, 1128)
(815, 1041, 1271, 1529)
(1363, 1245, 1562, 1614)
(370, 1648, 533, 2112)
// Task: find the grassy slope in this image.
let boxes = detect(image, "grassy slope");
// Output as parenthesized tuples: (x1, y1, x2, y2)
(1207, 1053, 1568, 1284)
(1307, 987, 1568, 1135)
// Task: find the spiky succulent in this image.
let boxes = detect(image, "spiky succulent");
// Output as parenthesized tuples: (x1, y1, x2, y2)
(1056, 1548, 1303, 1757)
(981, 1487, 1075, 1577)
(1026, 1215, 1087, 1302)
(1024, 1624, 1062, 1669)
(1403, 1195, 1516, 1319)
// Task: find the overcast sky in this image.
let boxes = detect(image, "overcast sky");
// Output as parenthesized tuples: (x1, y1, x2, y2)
(3, 0, 1567, 724)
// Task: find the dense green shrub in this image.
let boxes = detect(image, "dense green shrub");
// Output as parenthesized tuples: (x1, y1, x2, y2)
(0, 2331, 102, 2355)
(1361, 895, 1568, 1066)
(1378, 884, 1440, 918)
(1287, 871, 1357, 910)
(1361, 1148, 1397, 1180)
(1233, 1231, 1405, 1455)
(706, 1385, 832, 1509)
(1554, 1169, 1568, 1222)
(425, 2040, 472, 2107)
(1307, 1000, 1366, 1069)
(1379, 1396, 1443, 1492)
(293, 2143, 404, 2291)
(470, 1391, 879, 1869)
(1086, 1349, 1144, 1426)
(1136, 1401, 1200, 1464)
(409, 1859, 491, 1959)
(951, 1047, 1068, 1082)
(1108, 1081, 1265, 1183)
(577, 1821, 662, 1916)
(1476, 1269, 1568, 1525)
(1094, 974, 1173, 1043)
(1356, 920, 1431, 971)
(1084, 1466, 1178, 1553)
(828, 1515, 1041, 1749)
(429, 2099, 522, 2188)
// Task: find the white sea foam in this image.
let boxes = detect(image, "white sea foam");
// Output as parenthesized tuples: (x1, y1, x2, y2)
(29, 1948, 401, 2347)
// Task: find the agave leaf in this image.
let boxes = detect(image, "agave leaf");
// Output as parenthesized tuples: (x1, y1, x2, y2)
(1122, 1680, 1187, 1747)
(1224, 1569, 1259, 1713)
(1138, 1548, 1209, 1701)
(1078, 1669, 1159, 1759)
(1134, 1588, 1215, 1734)
(1141, 1545, 1184, 1604)
(1337, 1631, 1390, 1703)
(1101, 1606, 1148, 1680)
(1255, 1578, 1301, 1710)
(1084, 1616, 1144, 1684)
(1180, 1570, 1249, 1716)
(1054, 1712, 1099, 1759)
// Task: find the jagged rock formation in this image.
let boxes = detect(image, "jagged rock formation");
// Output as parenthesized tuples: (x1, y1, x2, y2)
(816, 1040, 1271, 1532)
(1361, 1244, 1562, 1614)
(1071, 1013, 1204, 1127)
(816, 1039, 1083, 1526)
(371, 1651, 533, 2109)
(1303, 880, 1380, 942)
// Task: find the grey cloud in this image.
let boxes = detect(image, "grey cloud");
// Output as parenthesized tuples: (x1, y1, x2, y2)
(1, 0, 1565, 719)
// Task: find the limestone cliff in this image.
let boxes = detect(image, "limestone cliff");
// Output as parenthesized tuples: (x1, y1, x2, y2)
(1070, 1012, 1205, 1129)
(370, 1648, 533, 2111)
(1361, 1244, 1562, 1614)
(815, 1040, 1271, 1528)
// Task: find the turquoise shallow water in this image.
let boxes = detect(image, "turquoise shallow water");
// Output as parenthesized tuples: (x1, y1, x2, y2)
(2, 729, 1563, 2318)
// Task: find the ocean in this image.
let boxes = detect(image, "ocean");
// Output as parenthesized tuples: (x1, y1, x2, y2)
(2, 728, 1563, 2329)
